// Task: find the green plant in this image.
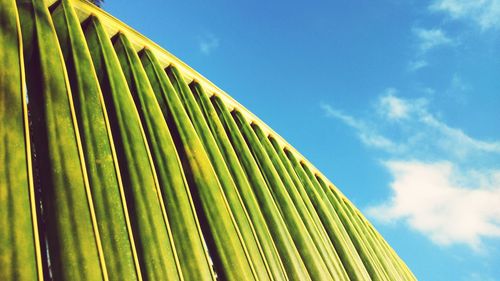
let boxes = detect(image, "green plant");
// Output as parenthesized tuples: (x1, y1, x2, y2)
(0, 1, 416, 280)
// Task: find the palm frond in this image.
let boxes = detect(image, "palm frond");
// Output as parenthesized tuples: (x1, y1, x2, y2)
(0, 0, 417, 280)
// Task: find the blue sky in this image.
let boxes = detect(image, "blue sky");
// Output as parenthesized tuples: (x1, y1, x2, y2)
(104, 0, 500, 280)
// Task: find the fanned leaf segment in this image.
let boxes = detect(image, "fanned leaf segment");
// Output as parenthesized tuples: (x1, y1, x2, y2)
(0, 0, 416, 280)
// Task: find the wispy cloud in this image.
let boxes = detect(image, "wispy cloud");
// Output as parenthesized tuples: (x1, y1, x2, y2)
(414, 28, 453, 52)
(198, 33, 219, 55)
(378, 88, 410, 120)
(324, 91, 500, 158)
(465, 272, 497, 281)
(430, 0, 500, 30)
(408, 60, 429, 71)
(383, 92, 498, 157)
(407, 28, 453, 69)
(322, 90, 500, 250)
(321, 103, 402, 152)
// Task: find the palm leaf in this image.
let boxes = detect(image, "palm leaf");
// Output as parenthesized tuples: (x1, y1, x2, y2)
(0, 1, 417, 280)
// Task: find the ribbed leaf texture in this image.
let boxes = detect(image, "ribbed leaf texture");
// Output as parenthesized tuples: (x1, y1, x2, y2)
(0, 0, 416, 280)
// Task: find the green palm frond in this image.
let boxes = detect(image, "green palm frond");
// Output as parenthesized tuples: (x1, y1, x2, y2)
(0, 0, 417, 280)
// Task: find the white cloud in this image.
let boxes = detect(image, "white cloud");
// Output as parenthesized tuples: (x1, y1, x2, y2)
(414, 28, 453, 52)
(431, 0, 500, 30)
(408, 60, 429, 71)
(323, 90, 500, 250)
(323, 93, 500, 158)
(367, 161, 500, 250)
(378, 88, 410, 120)
(381, 92, 500, 158)
(418, 112, 500, 157)
(199, 33, 219, 55)
(407, 28, 452, 73)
